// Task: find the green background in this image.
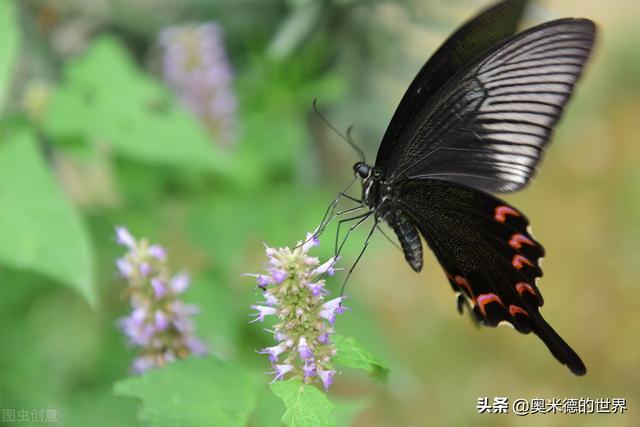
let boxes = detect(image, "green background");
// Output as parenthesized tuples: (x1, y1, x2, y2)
(0, 0, 638, 426)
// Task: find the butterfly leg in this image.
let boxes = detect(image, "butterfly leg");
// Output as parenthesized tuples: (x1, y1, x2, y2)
(304, 177, 362, 244)
(340, 218, 379, 296)
(319, 205, 364, 237)
(334, 212, 372, 257)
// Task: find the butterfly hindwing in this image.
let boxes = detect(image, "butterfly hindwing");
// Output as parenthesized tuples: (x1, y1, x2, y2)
(395, 178, 585, 375)
(383, 18, 596, 193)
(375, 0, 531, 171)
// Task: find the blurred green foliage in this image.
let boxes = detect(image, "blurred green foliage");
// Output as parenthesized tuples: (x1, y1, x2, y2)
(114, 358, 258, 427)
(0, 128, 94, 304)
(0, 0, 639, 426)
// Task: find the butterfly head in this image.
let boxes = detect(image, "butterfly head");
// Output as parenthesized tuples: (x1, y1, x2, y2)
(353, 162, 372, 179)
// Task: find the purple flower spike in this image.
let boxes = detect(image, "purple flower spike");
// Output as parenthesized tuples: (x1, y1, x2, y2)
(159, 21, 238, 145)
(115, 226, 206, 374)
(248, 231, 347, 391)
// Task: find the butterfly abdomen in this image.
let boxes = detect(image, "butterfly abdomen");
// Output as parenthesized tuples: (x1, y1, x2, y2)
(389, 211, 423, 272)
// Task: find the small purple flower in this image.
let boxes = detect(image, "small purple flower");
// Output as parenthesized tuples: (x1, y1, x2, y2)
(115, 226, 136, 248)
(151, 278, 167, 299)
(317, 332, 330, 345)
(117, 258, 133, 278)
(170, 272, 190, 293)
(313, 257, 339, 276)
(148, 245, 167, 260)
(132, 355, 156, 374)
(270, 269, 288, 283)
(303, 362, 316, 380)
(298, 336, 313, 360)
(302, 232, 319, 253)
(272, 364, 294, 382)
(139, 262, 152, 276)
(317, 367, 335, 391)
(155, 311, 169, 331)
(320, 297, 347, 325)
(186, 337, 208, 356)
(259, 343, 287, 362)
(250, 305, 277, 322)
(264, 293, 278, 306)
(305, 281, 326, 297)
(257, 274, 274, 287)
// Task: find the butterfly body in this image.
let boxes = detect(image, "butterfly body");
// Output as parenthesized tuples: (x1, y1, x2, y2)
(342, 0, 596, 375)
(356, 163, 425, 272)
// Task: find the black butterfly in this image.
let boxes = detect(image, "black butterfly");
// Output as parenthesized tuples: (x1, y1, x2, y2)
(322, 0, 596, 375)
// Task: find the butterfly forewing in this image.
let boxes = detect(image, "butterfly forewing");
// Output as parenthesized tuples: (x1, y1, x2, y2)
(375, 0, 531, 171)
(384, 19, 596, 193)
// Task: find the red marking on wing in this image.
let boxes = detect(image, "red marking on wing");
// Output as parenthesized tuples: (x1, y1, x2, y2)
(494, 206, 520, 223)
(476, 293, 504, 316)
(512, 254, 534, 269)
(454, 275, 474, 298)
(508, 304, 529, 317)
(515, 282, 537, 297)
(509, 233, 534, 249)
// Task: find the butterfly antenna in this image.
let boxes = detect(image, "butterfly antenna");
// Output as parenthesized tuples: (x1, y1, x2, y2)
(313, 99, 366, 162)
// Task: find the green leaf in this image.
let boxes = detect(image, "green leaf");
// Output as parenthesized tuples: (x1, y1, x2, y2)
(333, 335, 389, 383)
(0, 0, 19, 110)
(0, 128, 95, 305)
(270, 379, 335, 427)
(44, 36, 229, 173)
(113, 357, 257, 427)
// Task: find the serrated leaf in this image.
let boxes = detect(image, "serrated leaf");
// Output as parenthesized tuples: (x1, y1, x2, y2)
(0, 0, 19, 110)
(333, 335, 389, 383)
(0, 128, 95, 305)
(44, 36, 229, 173)
(270, 379, 335, 427)
(113, 357, 257, 427)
